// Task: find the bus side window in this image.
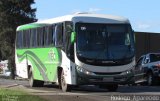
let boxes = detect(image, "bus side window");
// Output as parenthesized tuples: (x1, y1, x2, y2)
(26, 30, 30, 48)
(44, 26, 51, 46)
(44, 26, 48, 46)
(23, 30, 26, 48)
(16, 31, 23, 48)
(37, 27, 44, 47)
(55, 23, 63, 47)
(42, 27, 45, 47)
(30, 29, 33, 47)
(39, 27, 44, 47)
(51, 25, 55, 46)
(30, 29, 37, 47)
(64, 22, 74, 61)
(48, 25, 53, 46)
(64, 22, 73, 51)
(37, 28, 41, 47)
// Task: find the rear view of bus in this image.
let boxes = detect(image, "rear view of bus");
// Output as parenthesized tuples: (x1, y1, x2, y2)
(15, 13, 135, 92)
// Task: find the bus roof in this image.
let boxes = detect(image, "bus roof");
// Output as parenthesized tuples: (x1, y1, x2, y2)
(17, 13, 130, 31)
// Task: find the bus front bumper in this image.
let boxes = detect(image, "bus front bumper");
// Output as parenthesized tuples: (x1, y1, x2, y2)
(76, 69, 134, 85)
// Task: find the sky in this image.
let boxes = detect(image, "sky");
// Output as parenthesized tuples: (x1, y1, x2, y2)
(34, 0, 160, 33)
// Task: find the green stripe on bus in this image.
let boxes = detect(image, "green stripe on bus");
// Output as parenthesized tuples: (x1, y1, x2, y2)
(17, 23, 48, 31)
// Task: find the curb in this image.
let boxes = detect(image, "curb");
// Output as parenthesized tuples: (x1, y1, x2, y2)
(4, 84, 19, 88)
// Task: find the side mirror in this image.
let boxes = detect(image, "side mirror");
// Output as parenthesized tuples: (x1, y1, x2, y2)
(71, 32, 76, 43)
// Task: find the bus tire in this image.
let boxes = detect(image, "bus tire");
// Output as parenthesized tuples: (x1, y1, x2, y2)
(60, 70, 71, 92)
(107, 84, 118, 92)
(29, 71, 37, 87)
(36, 80, 44, 87)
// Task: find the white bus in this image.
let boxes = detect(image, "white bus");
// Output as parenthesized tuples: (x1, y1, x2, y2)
(15, 13, 135, 92)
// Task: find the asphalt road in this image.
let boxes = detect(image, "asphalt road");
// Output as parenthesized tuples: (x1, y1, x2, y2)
(1, 78, 160, 101)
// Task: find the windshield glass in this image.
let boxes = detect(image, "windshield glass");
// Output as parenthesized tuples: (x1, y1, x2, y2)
(76, 23, 134, 61)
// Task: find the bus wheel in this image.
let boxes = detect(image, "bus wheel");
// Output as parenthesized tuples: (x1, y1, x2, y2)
(60, 70, 71, 92)
(107, 84, 118, 92)
(29, 71, 37, 87)
(36, 80, 44, 87)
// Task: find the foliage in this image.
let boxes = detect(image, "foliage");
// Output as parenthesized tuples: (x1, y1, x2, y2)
(0, 88, 47, 101)
(0, 0, 37, 78)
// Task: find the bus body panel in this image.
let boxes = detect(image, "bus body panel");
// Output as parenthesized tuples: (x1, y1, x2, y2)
(60, 50, 77, 85)
(16, 47, 77, 84)
(16, 47, 61, 82)
(15, 54, 28, 78)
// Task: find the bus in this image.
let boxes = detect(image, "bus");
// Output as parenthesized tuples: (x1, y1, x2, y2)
(15, 13, 135, 92)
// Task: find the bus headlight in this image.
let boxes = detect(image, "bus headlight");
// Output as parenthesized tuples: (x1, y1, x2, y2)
(76, 66, 95, 75)
(121, 69, 132, 75)
(121, 66, 135, 75)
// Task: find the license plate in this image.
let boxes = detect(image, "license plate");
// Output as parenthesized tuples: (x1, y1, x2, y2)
(103, 77, 113, 82)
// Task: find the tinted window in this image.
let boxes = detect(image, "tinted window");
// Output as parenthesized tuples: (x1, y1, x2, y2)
(30, 29, 37, 47)
(52, 25, 56, 46)
(76, 23, 134, 60)
(150, 54, 160, 62)
(16, 31, 23, 48)
(55, 23, 63, 47)
(16, 24, 63, 48)
(37, 27, 43, 47)
(64, 22, 73, 52)
(43, 27, 48, 46)
(42, 26, 54, 47)
(48, 26, 53, 46)
(25, 30, 30, 48)
(23, 30, 26, 47)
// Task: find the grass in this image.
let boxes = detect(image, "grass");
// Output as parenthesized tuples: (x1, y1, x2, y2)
(0, 88, 47, 101)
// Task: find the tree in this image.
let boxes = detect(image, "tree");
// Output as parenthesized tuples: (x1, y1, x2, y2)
(0, 0, 37, 79)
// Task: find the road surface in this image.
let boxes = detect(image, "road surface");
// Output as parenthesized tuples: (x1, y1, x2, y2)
(1, 78, 160, 101)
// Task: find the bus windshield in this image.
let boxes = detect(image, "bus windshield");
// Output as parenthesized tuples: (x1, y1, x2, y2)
(76, 23, 135, 61)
